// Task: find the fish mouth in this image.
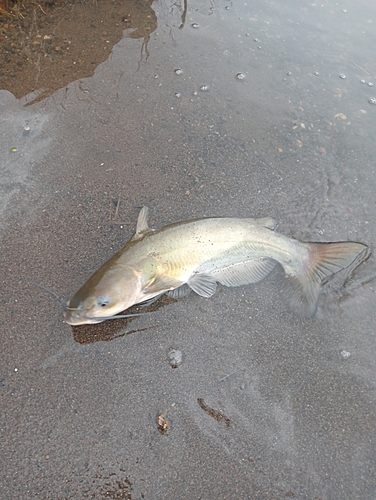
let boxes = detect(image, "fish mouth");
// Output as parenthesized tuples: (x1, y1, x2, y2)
(64, 312, 146, 326)
(63, 313, 101, 326)
(63, 307, 103, 325)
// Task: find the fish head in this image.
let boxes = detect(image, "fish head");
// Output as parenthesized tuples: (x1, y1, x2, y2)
(64, 265, 142, 325)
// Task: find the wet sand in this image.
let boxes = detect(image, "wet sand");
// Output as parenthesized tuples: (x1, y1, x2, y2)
(1, 1, 376, 498)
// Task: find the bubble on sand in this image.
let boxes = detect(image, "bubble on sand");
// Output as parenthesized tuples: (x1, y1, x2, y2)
(236, 73, 246, 80)
(340, 350, 350, 360)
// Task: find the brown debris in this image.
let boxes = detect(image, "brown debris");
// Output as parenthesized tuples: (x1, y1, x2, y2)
(157, 413, 169, 435)
(197, 398, 231, 427)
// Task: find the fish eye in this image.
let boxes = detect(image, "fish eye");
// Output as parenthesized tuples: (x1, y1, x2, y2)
(97, 295, 110, 307)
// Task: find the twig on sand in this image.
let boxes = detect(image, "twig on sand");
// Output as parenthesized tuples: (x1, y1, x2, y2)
(349, 59, 371, 76)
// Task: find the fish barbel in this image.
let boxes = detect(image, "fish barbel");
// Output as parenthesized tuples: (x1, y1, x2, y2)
(64, 207, 368, 325)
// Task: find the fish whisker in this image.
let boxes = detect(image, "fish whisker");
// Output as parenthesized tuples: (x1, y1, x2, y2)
(29, 281, 68, 311)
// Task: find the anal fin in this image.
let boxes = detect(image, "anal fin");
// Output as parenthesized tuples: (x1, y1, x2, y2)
(211, 258, 276, 287)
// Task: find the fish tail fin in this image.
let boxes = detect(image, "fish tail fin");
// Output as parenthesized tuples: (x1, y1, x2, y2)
(286, 241, 369, 318)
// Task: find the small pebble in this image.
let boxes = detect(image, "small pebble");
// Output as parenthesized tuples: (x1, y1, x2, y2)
(168, 349, 182, 368)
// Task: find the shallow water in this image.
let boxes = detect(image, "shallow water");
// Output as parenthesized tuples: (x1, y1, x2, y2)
(1, 1, 376, 498)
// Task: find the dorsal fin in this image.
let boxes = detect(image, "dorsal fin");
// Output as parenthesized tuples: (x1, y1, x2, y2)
(136, 206, 150, 233)
(132, 206, 152, 241)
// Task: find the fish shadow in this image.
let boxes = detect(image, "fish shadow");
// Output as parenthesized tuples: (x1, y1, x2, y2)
(70, 294, 177, 344)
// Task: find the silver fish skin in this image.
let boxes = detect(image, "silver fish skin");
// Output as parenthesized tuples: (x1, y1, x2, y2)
(64, 207, 368, 325)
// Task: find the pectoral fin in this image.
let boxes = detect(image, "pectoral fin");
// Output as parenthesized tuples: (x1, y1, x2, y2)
(211, 258, 276, 287)
(144, 274, 184, 294)
(188, 273, 217, 297)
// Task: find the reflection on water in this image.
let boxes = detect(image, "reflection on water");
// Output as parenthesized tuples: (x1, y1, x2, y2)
(0, 0, 163, 103)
